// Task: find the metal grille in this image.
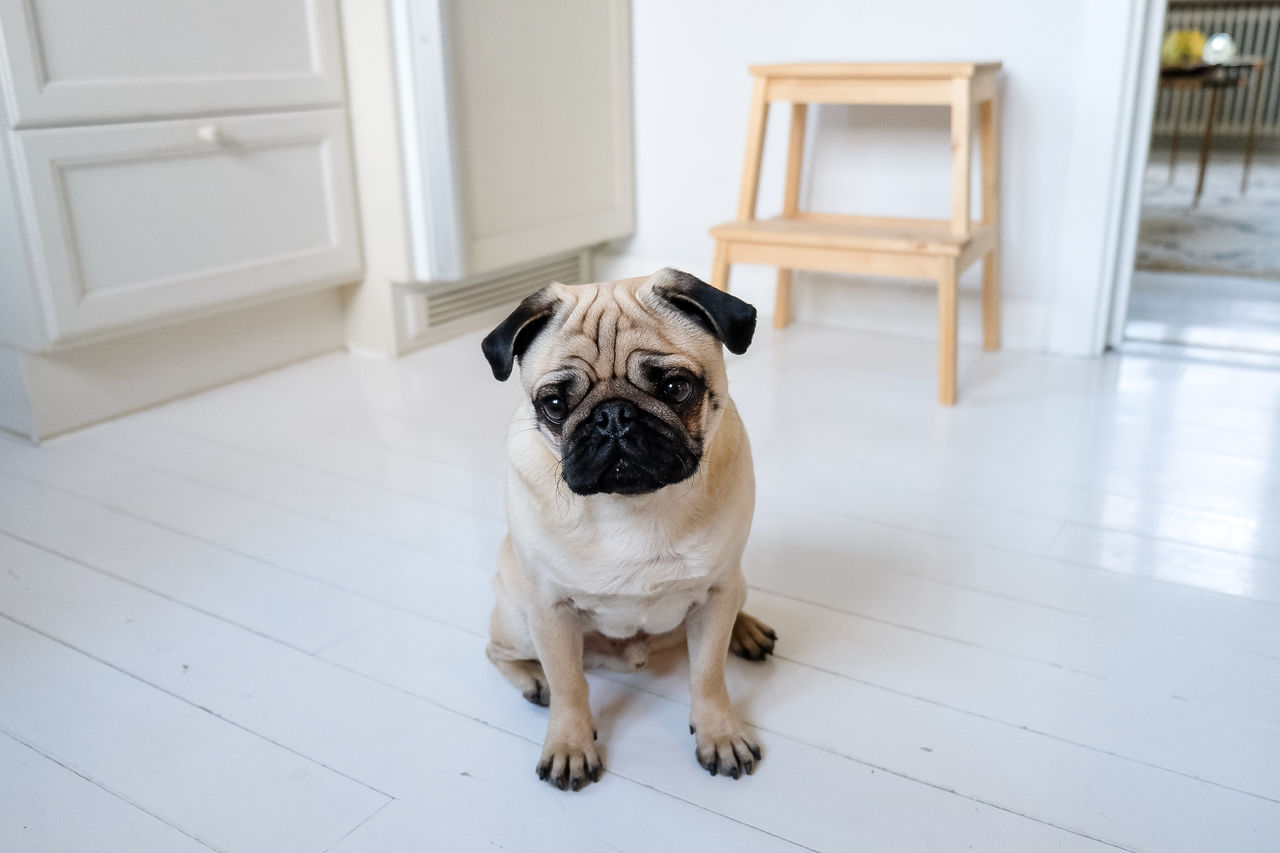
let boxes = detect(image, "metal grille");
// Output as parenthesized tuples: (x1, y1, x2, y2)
(1152, 1, 1280, 139)
(424, 254, 583, 327)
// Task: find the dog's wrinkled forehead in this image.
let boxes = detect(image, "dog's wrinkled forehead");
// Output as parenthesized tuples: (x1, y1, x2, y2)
(480, 267, 756, 386)
(523, 277, 720, 384)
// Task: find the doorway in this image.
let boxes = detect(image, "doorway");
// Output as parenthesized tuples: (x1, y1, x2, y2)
(1121, 1, 1280, 357)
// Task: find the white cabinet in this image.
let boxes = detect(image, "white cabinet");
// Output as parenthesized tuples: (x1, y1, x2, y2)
(13, 110, 360, 340)
(0, 0, 345, 126)
(0, 0, 359, 349)
(0, 0, 361, 439)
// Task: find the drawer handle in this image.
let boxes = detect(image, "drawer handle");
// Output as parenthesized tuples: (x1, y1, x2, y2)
(196, 124, 224, 146)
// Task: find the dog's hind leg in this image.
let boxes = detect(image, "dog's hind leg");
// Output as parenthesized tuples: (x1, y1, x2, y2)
(487, 536, 552, 705)
(729, 611, 777, 661)
(487, 643, 551, 706)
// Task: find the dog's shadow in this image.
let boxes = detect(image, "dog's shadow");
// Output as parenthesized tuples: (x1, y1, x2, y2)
(588, 639, 782, 743)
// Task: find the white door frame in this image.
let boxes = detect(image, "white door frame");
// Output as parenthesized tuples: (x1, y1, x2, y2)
(1105, 0, 1170, 348)
(1046, 0, 1168, 356)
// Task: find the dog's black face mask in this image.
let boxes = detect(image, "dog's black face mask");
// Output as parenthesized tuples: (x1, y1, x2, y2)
(481, 268, 757, 497)
(559, 393, 703, 496)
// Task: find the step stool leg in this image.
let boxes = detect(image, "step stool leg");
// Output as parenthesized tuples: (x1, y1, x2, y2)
(979, 90, 1000, 352)
(773, 102, 806, 330)
(737, 79, 771, 221)
(982, 248, 1000, 351)
(939, 259, 958, 406)
(711, 240, 730, 292)
(950, 78, 973, 237)
(774, 269, 793, 328)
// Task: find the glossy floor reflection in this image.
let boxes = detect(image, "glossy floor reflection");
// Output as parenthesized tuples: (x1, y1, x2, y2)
(1, 324, 1278, 851)
(1127, 269, 1280, 356)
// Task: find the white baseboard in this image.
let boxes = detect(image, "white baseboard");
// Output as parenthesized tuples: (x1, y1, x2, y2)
(0, 288, 347, 441)
(590, 251, 1049, 351)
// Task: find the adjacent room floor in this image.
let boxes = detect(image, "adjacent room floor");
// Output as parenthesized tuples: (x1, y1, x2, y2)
(1128, 149, 1280, 359)
(2, 324, 1278, 852)
(1127, 269, 1280, 355)
(1136, 150, 1280, 279)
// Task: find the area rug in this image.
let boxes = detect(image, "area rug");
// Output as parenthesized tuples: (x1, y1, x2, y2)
(1136, 151, 1280, 278)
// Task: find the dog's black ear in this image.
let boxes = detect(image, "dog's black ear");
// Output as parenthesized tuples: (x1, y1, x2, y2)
(653, 268, 756, 355)
(481, 287, 561, 381)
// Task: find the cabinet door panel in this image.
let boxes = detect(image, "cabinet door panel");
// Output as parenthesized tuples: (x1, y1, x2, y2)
(14, 110, 361, 342)
(0, 0, 344, 127)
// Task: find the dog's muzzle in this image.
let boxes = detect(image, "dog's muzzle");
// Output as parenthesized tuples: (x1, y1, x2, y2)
(560, 398, 698, 496)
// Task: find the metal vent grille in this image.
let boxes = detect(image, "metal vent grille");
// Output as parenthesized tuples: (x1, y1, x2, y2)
(425, 255, 583, 327)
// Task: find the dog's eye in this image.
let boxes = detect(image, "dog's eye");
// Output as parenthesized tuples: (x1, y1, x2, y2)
(538, 394, 568, 423)
(661, 377, 693, 405)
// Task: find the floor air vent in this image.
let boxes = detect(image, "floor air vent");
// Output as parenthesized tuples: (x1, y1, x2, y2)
(425, 254, 584, 328)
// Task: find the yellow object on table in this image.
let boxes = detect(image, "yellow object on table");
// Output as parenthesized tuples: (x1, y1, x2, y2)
(1162, 30, 1207, 66)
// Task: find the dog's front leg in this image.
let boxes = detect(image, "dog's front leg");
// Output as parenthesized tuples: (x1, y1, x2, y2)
(686, 576, 762, 778)
(527, 601, 602, 791)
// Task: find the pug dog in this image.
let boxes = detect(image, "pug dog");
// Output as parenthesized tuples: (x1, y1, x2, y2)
(480, 267, 776, 792)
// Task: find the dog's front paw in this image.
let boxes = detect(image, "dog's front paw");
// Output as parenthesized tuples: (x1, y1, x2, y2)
(690, 714, 762, 779)
(536, 726, 603, 791)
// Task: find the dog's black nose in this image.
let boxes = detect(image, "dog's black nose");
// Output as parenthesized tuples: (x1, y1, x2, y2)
(592, 399, 636, 438)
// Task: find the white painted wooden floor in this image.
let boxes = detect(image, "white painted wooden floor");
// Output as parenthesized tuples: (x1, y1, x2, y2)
(3, 323, 1279, 852)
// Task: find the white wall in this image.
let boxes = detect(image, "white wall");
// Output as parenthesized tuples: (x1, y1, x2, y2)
(594, 0, 1141, 353)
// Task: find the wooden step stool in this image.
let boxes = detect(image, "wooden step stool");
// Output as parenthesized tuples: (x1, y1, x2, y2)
(709, 62, 1003, 405)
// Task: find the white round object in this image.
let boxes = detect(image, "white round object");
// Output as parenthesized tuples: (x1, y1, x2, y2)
(1203, 32, 1238, 64)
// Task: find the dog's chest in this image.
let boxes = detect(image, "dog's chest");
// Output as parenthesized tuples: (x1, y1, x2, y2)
(553, 518, 720, 637)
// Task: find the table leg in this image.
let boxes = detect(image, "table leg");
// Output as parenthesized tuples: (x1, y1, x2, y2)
(1242, 64, 1264, 194)
(1194, 86, 1220, 208)
(1168, 89, 1182, 184)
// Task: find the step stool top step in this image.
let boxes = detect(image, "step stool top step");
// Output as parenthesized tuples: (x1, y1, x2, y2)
(750, 62, 1002, 80)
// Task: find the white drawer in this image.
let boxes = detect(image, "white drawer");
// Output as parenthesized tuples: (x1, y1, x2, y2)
(0, 0, 344, 127)
(12, 109, 362, 343)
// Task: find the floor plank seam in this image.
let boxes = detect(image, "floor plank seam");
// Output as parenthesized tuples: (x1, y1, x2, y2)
(584, 672, 1137, 851)
(749, 585, 1112, 680)
(12, 506, 1273, 816)
(0, 542, 814, 845)
(1068, 516, 1280, 567)
(0, 468, 421, 620)
(0, 613, 399, 804)
(227, 398, 508, 476)
(8, 453, 1274, 748)
(41, 414, 1280, 615)
(319, 797, 398, 853)
(365, 605, 1280, 810)
(754, 581, 1280, 691)
(39, 433, 1280, 633)
(7, 449, 1276, 755)
(767, 654, 1280, 807)
(137, 418, 506, 524)
(62, 441, 494, 560)
(0, 728, 223, 853)
(0, 529, 345, 656)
